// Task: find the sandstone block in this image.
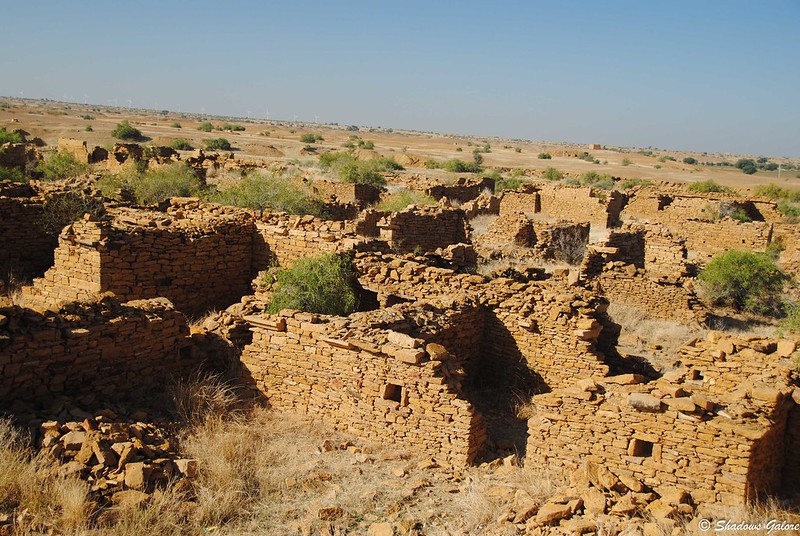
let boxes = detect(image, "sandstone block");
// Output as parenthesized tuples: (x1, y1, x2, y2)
(628, 393, 663, 412)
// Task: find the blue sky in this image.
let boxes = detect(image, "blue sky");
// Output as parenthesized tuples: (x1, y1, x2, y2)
(2, 1, 798, 156)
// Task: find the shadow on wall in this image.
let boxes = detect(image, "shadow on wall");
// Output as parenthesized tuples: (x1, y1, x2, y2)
(462, 309, 550, 460)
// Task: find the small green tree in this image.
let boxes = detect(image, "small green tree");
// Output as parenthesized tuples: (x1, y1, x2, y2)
(538, 153, 552, 159)
(699, 250, 790, 314)
(0, 128, 24, 144)
(735, 158, 757, 175)
(170, 139, 194, 151)
(266, 254, 358, 316)
(205, 138, 232, 151)
(36, 151, 90, 181)
(197, 122, 214, 132)
(111, 120, 144, 141)
(682, 157, 698, 165)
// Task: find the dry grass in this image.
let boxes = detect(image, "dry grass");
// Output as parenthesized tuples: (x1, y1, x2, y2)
(468, 213, 498, 237)
(0, 418, 92, 534)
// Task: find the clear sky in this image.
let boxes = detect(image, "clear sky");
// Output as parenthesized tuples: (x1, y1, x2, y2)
(2, 1, 798, 156)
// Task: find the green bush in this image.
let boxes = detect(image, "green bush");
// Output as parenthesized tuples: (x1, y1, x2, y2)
(622, 158, 632, 166)
(683, 157, 698, 165)
(0, 166, 25, 182)
(542, 167, 563, 181)
(753, 184, 800, 203)
(442, 159, 482, 173)
(111, 120, 144, 141)
(98, 162, 203, 205)
(378, 189, 437, 212)
(170, 139, 194, 151)
(538, 153, 551, 159)
(699, 250, 790, 315)
(197, 122, 214, 132)
(266, 253, 358, 316)
(0, 128, 24, 144)
(204, 138, 232, 151)
(84, 125, 93, 132)
(209, 170, 323, 216)
(35, 151, 90, 181)
(735, 158, 757, 175)
(319, 152, 399, 187)
(220, 124, 245, 131)
(495, 176, 526, 192)
(424, 159, 441, 169)
(688, 180, 733, 194)
(170, 122, 182, 129)
(299, 133, 323, 143)
(578, 171, 614, 189)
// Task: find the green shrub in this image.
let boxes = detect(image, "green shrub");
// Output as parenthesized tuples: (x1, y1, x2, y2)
(266, 253, 358, 316)
(621, 158, 632, 166)
(220, 124, 245, 132)
(424, 159, 442, 169)
(779, 302, 800, 336)
(300, 133, 323, 143)
(378, 189, 437, 212)
(654, 164, 662, 169)
(753, 184, 800, 203)
(541, 167, 563, 181)
(0, 128, 24, 144)
(197, 122, 214, 132)
(111, 120, 144, 141)
(357, 139, 374, 149)
(538, 153, 552, 159)
(205, 138, 232, 151)
(209, 170, 324, 216)
(35, 151, 90, 181)
(515, 147, 522, 153)
(735, 158, 757, 175)
(579, 171, 613, 189)
(170, 139, 194, 151)
(319, 152, 398, 187)
(99, 162, 203, 205)
(84, 125, 93, 132)
(682, 157, 697, 165)
(442, 159, 482, 173)
(777, 201, 800, 219)
(0, 166, 25, 182)
(688, 180, 733, 194)
(170, 122, 182, 129)
(699, 250, 790, 315)
(495, 176, 526, 192)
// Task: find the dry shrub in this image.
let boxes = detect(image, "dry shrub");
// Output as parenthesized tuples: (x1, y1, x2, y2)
(468, 214, 498, 237)
(0, 418, 92, 533)
(171, 372, 240, 425)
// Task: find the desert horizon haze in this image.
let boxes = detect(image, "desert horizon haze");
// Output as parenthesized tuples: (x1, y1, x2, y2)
(1, 0, 799, 156)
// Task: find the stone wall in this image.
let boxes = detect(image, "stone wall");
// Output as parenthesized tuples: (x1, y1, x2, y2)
(774, 223, 800, 276)
(354, 253, 613, 391)
(0, 181, 58, 279)
(680, 220, 772, 263)
(525, 335, 798, 506)
(378, 206, 469, 254)
(254, 213, 364, 268)
(427, 177, 495, 204)
(621, 191, 782, 225)
(499, 185, 624, 228)
(239, 298, 487, 465)
(311, 180, 381, 208)
(0, 296, 192, 406)
(23, 199, 257, 315)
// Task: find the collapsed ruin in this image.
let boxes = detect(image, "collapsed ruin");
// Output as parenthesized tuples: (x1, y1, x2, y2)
(2, 160, 799, 512)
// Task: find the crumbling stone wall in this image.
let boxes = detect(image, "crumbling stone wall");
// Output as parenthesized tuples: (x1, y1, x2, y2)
(621, 191, 781, 225)
(0, 296, 192, 406)
(24, 200, 257, 315)
(311, 180, 381, 208)
(378, 206, 469, 254)
(0, 181, 59, 278)
(774, 223, 800, 276)
(499, 185, 624, 228)
(427, 177, 495, 204)
(240, 298, 487, 465)
(0, 143, 39, 170)
(680, 219, 772, 262)
(526, 335, 798, 506)
(355, 253, 612, 390)
(254, 213, 364, 268)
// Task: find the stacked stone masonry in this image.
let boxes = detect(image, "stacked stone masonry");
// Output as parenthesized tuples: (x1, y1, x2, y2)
(23, 199, 257, 315)
(499, 184, 624, 228)
(378, 206, 469, 254)
(0, 181, 58, 278)
(0, 296, 192, 406)
(525, 334, 799, 506)
(239, 298, 487, 465)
